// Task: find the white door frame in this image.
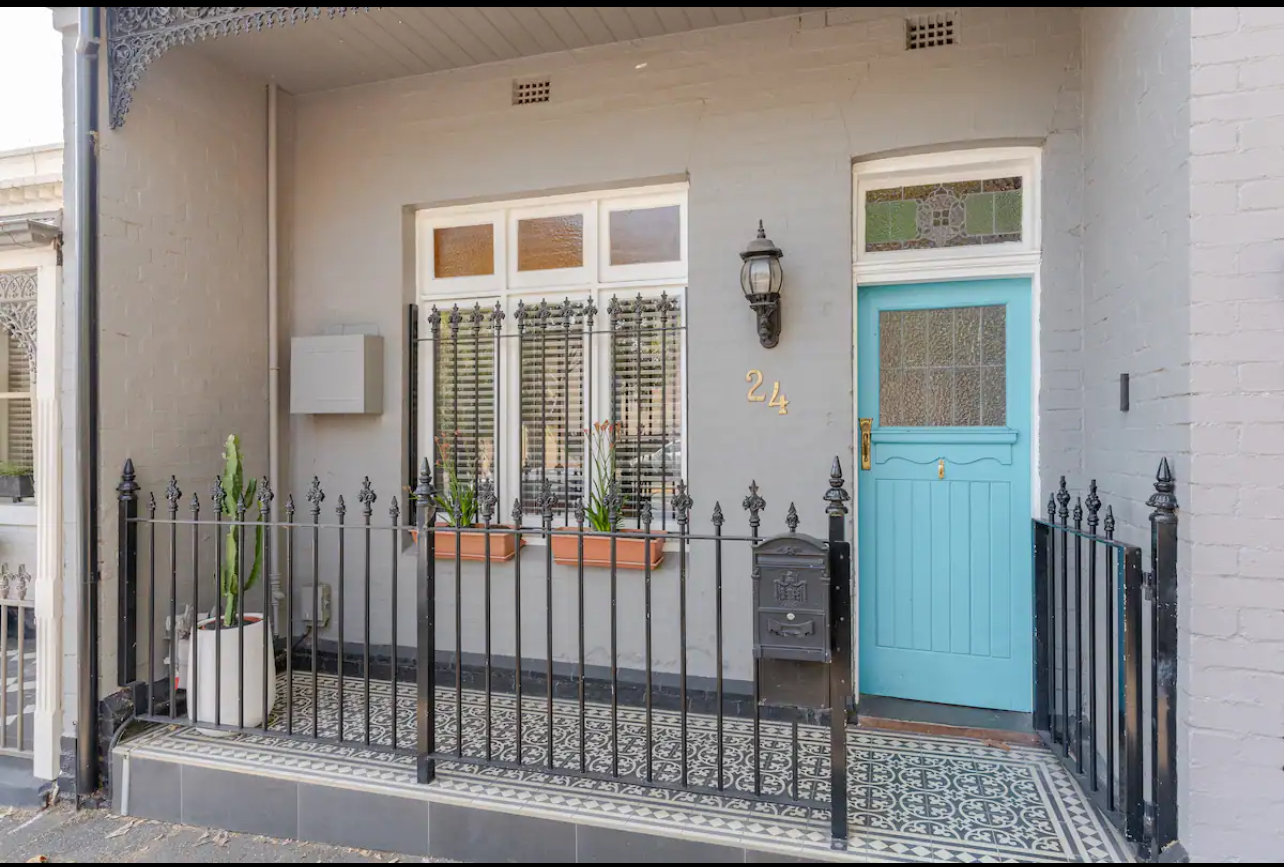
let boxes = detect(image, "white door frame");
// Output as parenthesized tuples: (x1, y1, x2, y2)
(850, 146, 1044, 699)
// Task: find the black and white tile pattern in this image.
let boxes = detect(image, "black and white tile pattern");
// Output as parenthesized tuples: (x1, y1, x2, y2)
(123, 674, 1129, 863)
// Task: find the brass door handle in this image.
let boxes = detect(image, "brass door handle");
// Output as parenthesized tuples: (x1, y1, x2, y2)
(860, 419, 872, 471)
(939, 459, 945, 480)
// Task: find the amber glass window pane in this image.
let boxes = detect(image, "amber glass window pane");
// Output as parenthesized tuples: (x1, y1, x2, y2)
(517, 215, 584, 272)
(434, 224, 494, 279)
(609, 205, 681, 266)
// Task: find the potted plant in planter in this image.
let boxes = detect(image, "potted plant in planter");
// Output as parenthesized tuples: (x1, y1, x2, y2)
(551, 421, 665, 570)
(0, 463, 34, 502)
(432, 436, 520, 562)
(186, 435, 276, 730)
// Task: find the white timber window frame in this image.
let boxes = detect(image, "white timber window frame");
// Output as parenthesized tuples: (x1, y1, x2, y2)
(416, 183, 690, 536)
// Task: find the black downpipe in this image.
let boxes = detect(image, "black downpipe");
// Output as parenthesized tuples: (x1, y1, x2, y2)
(75, 6, 103, 797)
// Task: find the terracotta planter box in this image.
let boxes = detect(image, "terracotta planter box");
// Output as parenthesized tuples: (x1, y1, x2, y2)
(432, 525, 521, 562)
(551, 529, 666, 570)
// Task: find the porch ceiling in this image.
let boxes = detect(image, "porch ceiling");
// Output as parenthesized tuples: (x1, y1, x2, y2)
(188, 7, 832, 94)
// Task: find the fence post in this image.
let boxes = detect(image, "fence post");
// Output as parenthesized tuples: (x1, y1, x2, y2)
(415, 459, 437, 784)
(824, 457, 851, 850)
(1032, 518, 1051, 734)
(1147, 458, 1182, 858)
(1122, 541, 1146, 845)
(116, 459, 140, 687)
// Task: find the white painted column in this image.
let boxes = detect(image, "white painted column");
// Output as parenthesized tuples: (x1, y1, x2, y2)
(33, 257, 63, 780)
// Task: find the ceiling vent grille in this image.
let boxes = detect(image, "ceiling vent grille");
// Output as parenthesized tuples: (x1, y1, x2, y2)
(513, 78, 551, 106)
(906, 13, 957, 50)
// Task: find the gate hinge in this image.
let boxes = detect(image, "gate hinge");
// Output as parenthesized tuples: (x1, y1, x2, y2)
(1143, 570, 1156, 602)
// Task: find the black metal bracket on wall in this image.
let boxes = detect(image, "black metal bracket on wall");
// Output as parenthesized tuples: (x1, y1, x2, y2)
(105, 7, 373, 129)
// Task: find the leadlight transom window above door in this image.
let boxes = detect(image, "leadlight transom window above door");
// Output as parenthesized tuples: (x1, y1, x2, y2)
(854, 149, 1041, 266)
(416, 185, 688, 530)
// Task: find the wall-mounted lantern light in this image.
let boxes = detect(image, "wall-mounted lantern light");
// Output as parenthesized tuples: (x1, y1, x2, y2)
(740, 221, 784, 349)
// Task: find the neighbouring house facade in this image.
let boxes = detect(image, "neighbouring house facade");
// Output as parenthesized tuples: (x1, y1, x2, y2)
(42, 6, 1284, 863)
(0, 142, 63, 792)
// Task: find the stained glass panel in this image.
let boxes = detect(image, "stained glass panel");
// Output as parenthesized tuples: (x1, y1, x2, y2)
(517, 215, 584, 272)
(879, 305, 1006, 427)
(610, 206, 681, 266)
(434, 224, 495, 278)
(865, 177, 1023, 252)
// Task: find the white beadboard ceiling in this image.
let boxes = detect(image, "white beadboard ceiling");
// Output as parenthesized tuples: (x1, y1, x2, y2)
(190, 7, 832, 94)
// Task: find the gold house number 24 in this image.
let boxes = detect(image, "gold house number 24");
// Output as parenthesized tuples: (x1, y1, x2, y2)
(746, 370, 790, 416)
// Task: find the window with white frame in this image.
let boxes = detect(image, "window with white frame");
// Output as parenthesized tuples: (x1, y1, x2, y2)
(0, 271, 36, 494)
(417, 185, 688, 531)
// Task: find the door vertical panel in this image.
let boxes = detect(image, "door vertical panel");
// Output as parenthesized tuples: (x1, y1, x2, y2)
(875, 479, 895, 648)
(949, 480, 971, 656)
(970, 482, 992, 658)
(930, 482, 951, 653)
(992, 482, 1013, 659)
(893, 481, 914, 650)
(912, 480, 932, 651)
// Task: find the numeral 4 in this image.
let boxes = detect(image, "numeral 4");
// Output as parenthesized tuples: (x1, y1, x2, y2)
(769, 382, 789, 415)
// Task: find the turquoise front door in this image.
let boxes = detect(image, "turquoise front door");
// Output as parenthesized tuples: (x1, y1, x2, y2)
(857, 278, 1033, 712)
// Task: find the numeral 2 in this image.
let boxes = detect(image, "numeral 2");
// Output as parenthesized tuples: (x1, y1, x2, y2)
(746, 370, 766, 402)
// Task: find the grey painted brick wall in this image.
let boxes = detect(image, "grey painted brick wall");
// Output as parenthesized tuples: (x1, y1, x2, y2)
(1183, 7, 1284, 862)
(283, 7, 1084, 674)
(92, 46, 271, 690)
(1082, 6, 1196, 856)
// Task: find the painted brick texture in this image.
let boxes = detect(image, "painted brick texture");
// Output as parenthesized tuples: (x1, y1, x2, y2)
(284, 7, 1084, 658)
(1184, 7, 1284, 861)
(93, 47, 270, 690)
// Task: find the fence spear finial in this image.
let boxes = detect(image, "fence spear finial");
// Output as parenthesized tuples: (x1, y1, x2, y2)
(1086, 481, 1101, 534)
(825, 457, 850, 517)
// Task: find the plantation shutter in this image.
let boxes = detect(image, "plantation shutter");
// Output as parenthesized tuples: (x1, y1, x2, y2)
(432, 306, 497, 500)
(5, 336, 32, 470)
(610, 296, 682, 529)
(518, 301, 586, 525)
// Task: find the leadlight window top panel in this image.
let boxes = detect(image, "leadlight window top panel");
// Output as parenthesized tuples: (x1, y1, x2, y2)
(609, 205, 681, 267)
(434, 224, 495, 279)
(865, 177, 1023, 252)
(879, 305, 1006, 427)
(517, 214, 584, 272)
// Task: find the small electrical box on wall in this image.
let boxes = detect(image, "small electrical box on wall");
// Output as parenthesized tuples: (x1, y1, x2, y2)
(290, 334, 384, 415)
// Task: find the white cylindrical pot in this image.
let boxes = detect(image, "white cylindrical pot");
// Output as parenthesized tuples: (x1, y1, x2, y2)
(187, 614, 276, 730)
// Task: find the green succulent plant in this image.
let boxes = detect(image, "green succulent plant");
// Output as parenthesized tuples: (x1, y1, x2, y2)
(218, 435, 265, 628)
(0, 462, 33, 478)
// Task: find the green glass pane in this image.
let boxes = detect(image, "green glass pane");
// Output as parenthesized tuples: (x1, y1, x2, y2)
(866, 202, 892, 244)
(995, 190, 1023, 234)
(888, 201, 919, 241)
(965, 193, 996, 237)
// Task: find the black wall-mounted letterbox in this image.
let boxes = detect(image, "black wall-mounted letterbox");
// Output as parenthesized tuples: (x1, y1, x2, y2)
(753, 533, 832, 709)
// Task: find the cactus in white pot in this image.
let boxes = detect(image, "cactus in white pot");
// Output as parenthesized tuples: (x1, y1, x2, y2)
(188, 435, 276, 731)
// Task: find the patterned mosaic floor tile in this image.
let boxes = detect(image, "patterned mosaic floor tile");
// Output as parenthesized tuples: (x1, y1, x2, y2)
(122, 674, 1130, 864)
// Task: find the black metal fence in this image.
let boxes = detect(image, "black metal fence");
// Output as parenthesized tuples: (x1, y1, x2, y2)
(1033, 459, 1182, 862)
(116, 456, 855, 848)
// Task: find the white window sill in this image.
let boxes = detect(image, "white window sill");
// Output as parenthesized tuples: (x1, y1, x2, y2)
(0, 502, 37, 527)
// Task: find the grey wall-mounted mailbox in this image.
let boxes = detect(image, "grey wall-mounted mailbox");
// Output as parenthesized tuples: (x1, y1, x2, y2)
(753, 533, 832, 710)
(290, 334, 384, 415)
